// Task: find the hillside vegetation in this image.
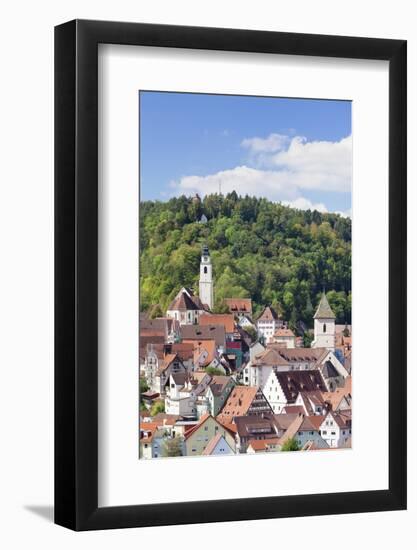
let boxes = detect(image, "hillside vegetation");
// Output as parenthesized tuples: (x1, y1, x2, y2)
(140, 192, 351, 326)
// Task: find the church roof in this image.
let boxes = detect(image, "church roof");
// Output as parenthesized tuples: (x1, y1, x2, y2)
(168, 291, 200, 311)
(314, 293, 336, 319)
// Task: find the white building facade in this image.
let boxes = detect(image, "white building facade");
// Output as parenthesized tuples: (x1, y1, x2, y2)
(312, 293, 336, 350)
(199, 244, 214, 310)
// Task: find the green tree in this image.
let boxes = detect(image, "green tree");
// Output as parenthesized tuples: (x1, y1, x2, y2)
(212, 300, 230, 314)
(150, 400, 165, 416)
(162, 437, 183, 457)
(281, 437, 300, 452)
(303, 331, 313, 348)
(139, 193, 351, 324)
(140, 377, 149, 394)
(206, 366, 224, 376)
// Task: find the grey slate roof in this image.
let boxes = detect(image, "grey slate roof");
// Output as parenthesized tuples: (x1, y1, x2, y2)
(321, 360, 339, 378)
(314, 293, 336, 319)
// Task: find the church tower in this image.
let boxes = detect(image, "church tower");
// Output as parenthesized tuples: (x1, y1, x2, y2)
(311, 292, 336, 350)
(199, 244, 214, 310)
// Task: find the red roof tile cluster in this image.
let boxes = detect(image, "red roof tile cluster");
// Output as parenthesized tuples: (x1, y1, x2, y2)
(199, 313, 236, 333)
(225, 298, 252, 314)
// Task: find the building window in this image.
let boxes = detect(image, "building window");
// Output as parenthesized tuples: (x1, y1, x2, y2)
(323, 323, 327, 333)
(204, 266, 207, 274)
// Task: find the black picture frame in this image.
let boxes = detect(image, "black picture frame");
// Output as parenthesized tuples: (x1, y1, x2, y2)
(55, 19, 407, 531)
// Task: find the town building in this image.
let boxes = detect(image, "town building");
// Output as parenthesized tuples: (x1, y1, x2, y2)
(143, 343, 165, 389)
(256, 306, 285, 343)
(202, 376, 235, 417)
(263, 370, 327, 413)
(293, 415, 328, 449)
(293, 391, 328, 416)
(166, 287, 207, 326)
(202, 433, 235, 456)
(184, 414, 236, 456)
(140, 422, 164, 459)
(237, 314, 256, 331)
(224, 298, 253, 318)
(319, 410, 352, 448)
(314, 349, 350, 390)
(199, 244, 214, 310)
(321, 376, 352, 412)
(247, 439, 281, 453)
(244, 346, 327, 389)
(233, 414, 281, 453)
(272, 328, 296, 348)
(140, 316, 180, 344)
(152, 353, 187, 395)
(165, 372, 211, 417)
(180, 324, 226, 349)
(312, 292, 336, 350)
(216, 385, 273, 425)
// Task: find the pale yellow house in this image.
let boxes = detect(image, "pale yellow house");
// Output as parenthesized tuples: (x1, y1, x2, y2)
(184, 414, 236, 456)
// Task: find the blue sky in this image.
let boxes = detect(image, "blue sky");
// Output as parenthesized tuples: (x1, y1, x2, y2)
(140, 92, 352, 215)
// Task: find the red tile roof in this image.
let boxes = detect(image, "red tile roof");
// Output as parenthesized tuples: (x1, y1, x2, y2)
(225, 298, 252, 314)
(199, 314, 236, 333)
(256, 306, 280, 322)
(274, 328, 295, 337)
(168, 291, 200, 311)
(247, 438, 280, 452)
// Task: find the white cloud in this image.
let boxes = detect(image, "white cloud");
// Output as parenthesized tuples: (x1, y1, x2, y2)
(272, 135, 352, 192)
(282, 197, 328, 213)
(172, 165, 299, 202)
(169, 133, 352, 213)
(335, 208, 352, 218)
(241, 133, 290, 153)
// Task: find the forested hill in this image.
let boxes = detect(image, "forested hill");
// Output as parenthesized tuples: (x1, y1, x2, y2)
(140, 192, 352, 326)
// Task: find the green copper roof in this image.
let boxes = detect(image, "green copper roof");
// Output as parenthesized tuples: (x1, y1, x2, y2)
(314, 293, 336, 319)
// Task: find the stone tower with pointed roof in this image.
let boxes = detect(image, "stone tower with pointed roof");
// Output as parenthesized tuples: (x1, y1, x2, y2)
(199, 244, 214, 310)
(311, 292, 336, 350)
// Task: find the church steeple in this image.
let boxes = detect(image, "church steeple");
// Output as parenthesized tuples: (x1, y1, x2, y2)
(199, 244, 214, 310)
(312, 292, 335, 350)
(314, 292, 336, 320)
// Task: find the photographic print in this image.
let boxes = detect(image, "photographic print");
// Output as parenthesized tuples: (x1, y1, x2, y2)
(139, 92, 352, 459)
